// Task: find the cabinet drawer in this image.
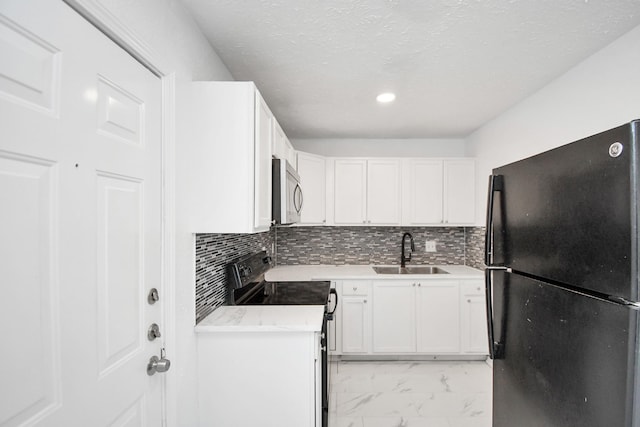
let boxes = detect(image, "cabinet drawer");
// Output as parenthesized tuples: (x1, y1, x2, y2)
(461, 281, 484, 296)
(342, 281, 369, 296)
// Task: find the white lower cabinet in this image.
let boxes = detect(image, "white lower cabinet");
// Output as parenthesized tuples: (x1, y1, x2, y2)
(460, 281, 489, 354)
(372, 281, 416, 353)
(333, 278, 488, 357)
(416, 281, 460, 353)
(340, 280, 371, 354)
(198, 330, 320, 426)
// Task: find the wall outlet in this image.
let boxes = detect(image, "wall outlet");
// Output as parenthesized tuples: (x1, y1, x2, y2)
(425, 240, 437, 252)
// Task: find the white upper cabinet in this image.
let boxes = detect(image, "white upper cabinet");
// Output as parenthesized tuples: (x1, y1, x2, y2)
(333, 159, 367, 224)
(182, 81, 273, 233)
(254, 93, 274, 230)
(296, 151, 326, 225)
(332, 159, 401, 225)
(402, 158, 475, 226)
(367, 160, 402, 224)
(443, 159, 476, 224)
(273, 119, 296, 165)
(402, 159, 444, 224)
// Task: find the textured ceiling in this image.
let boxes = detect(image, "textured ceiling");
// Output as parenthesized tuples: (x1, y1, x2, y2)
(180, 0, 640, 139)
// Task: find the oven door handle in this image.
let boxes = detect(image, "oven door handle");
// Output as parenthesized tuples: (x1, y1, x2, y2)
(326, 288, 338, 321)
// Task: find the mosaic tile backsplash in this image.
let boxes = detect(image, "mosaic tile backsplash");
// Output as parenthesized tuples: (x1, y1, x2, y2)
(465, 226, 486, 270)
(275, 226, 468, 265)
(195, 226, 486, 323)
(195, 231, 273, 323)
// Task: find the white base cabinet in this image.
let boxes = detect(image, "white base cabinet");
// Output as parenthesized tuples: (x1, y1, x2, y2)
(416, 281, 460, 353)
(340, 280, 371, 354)
(372, 281, 416, 353)
(333, 278, 488, 357)
(460, 281, 489, 354)
(198, 330, 321, 427)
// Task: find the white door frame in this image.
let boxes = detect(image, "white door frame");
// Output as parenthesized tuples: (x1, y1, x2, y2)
(61, 1, 177, 425)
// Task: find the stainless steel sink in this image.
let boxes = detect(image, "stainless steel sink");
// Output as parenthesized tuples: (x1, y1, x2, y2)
(372, 266, 449, 275)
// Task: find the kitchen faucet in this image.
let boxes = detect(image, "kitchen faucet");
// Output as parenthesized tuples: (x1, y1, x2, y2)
(401, 232, 415, 268)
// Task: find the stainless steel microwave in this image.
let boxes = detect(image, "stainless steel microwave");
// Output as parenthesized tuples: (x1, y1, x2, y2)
(272, 158, 302, 225)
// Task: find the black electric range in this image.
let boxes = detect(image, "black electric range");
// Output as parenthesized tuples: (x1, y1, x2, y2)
(226, 251, 337, 427)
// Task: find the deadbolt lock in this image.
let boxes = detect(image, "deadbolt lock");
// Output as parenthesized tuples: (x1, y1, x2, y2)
(148, 288, 159, 305)
(147, 323, 161, 341)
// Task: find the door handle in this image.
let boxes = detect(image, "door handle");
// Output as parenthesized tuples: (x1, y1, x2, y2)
(147, 348, 171, 376)
(484, 174, 503, 267)
(485, 267, 506, 360)
(293, 183, 304, 213)
(326, 288, 338, 320)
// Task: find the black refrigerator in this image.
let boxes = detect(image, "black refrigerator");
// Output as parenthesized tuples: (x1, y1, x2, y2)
(485, 120, 640, 427)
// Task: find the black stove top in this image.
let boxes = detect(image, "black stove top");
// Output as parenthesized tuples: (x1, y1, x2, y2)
(243, 281, 331, 305)
(227, 251, 332, 306)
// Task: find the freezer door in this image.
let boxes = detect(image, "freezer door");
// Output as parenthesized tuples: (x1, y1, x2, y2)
(489, 120, 640, 301)
(491, 270, 640, 427)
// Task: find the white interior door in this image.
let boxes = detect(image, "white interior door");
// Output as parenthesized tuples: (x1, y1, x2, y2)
(0, 0, 164, 425)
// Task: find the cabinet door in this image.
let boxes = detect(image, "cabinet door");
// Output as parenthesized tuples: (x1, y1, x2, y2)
(372, 281, 416, 353)
(254, 91, 273, 230)
(402, 159, 444, 225)
(416, 281, 460, 353)
(334, 159, 367, 224)
(296, 152, 326, 225)
(460, 282, 489, 354)
(341, 296, 369, 353)
(367, 160, 401, 225)
(443, 159, 475, 224)
(272, 120, 287, 160)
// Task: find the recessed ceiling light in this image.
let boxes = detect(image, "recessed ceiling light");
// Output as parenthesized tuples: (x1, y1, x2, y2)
(376, 92, 396, 103)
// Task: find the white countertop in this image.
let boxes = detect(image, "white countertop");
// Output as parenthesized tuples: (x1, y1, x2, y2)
(197, 264, 482, 333)
(195, 305, 325, 333)
(264, 264, 483, 282)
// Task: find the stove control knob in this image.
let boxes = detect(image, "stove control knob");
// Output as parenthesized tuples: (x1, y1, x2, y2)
(239, 266, 252, 278)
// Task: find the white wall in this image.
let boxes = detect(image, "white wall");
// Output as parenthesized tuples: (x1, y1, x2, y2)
(293, 138, 466, 157)
(466, 24, 640, 225)
(94, 1, 233, 426)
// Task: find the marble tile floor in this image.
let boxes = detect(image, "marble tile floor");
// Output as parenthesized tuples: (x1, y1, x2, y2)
(328, 360, 492, 427)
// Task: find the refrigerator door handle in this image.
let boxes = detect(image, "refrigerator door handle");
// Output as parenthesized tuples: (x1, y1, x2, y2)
(485, 266, 507, 359)
(484, 174, 503, 267)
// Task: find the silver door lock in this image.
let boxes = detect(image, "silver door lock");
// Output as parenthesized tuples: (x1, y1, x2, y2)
(147, 349, 171, 376)
(147, 323, 161, 341)
(148, 288, 159, 304)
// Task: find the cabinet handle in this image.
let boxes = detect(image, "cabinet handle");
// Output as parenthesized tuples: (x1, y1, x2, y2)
(353, 287, 357, 291)
(467, 299, 471, 303)
(412, 283, 416, 287)
(418, 283, 421, 287)
(364, 299, 367, 303)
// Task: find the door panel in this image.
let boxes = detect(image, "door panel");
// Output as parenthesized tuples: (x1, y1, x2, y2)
(97, 174, 143, 374)
(0, 1, 163, 425)
(492, 271, 638, 427)
(0, 155, 59, 425)
(0, 13, 60, 115)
